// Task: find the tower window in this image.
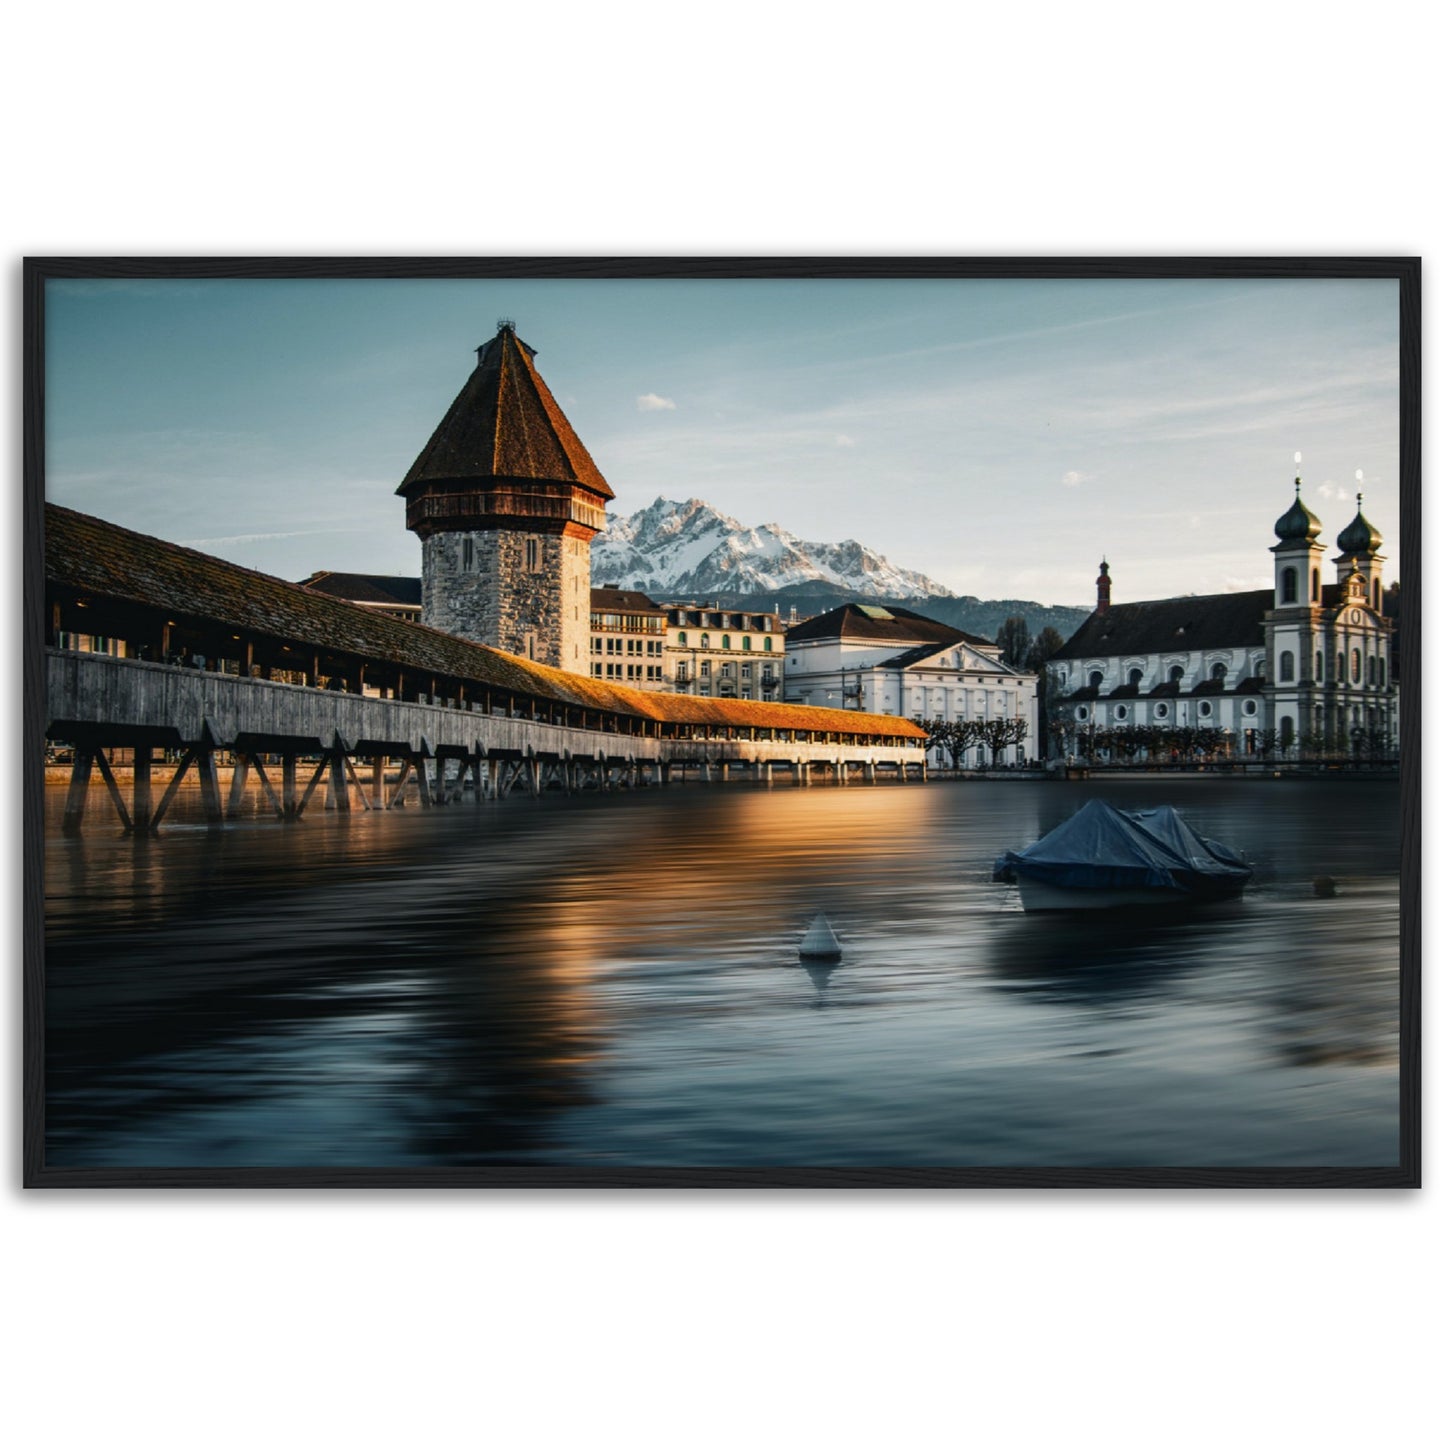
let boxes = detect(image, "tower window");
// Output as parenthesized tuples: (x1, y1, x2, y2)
(1351, 648, 1361, 683)
(1315, 651, 1323, 683)
(1279, 650, 1295, 683)
(1210, 662, 1227, 682)
(462, 537, 474, 570)
(1169, 665, 1185, 683)
(1372, 579, 1381, 611)
(525, 538, 541, 571)
(1127, 667, 1143, 686)
(1087, 669, 1104, 688)
(1311, 567, 1320, 602)
(1281, 567, 1298, 604)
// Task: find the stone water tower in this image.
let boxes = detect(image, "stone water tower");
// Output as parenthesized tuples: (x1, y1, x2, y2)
(398, 322, 613, 673)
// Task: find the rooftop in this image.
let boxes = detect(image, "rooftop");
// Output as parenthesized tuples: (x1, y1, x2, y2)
(397, 324, 614, 501)
(1053, 591, 1272, 659)
(786, 602, 992, 650)
(47, 504, 920, 741)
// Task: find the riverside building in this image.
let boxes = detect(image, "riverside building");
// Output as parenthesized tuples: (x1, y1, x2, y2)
(590, 586, 670, 689)
(667, 603, 785, 700)
(1047, 481, 1398, 759)
(782, 603, 1039, 766)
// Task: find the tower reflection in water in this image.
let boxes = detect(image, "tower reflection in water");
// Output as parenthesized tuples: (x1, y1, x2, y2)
(45, 780, 1400, 1168)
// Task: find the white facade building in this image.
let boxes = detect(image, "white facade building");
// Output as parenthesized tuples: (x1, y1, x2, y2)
(1047, 485, 1398, 759)
(783, 603, 1039, 766)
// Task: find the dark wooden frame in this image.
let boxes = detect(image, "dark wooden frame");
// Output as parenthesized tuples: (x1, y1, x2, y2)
(22, 256, 1422, 1188)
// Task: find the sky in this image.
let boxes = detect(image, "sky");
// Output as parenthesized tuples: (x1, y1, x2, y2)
(44, 275, 1401, 608)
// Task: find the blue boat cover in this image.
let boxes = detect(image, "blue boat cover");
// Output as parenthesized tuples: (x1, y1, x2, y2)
(992, 799, 1252, 893)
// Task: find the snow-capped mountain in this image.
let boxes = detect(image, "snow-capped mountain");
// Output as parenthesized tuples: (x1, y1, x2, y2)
(592, 497, 953, 600)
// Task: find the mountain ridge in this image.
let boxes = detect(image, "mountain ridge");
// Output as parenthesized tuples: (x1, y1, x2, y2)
(592, 496, 954, 600)
(591, 497, 1090, 640)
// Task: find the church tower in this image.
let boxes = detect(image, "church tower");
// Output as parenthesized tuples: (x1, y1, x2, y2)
(1264, 470, 1325, 751)
(397, 323, 613, 673)
(1334, 493, 1386, 614)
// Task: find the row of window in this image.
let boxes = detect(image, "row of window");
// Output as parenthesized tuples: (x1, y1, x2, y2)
(676, 632, 774, 652)
(670, 611, 777, 632)
(591, 663, 665, 682)
(1084, 662, 1242, 689)
(1278, 647, 1386, 685)
(457, 536, 544, 572)
(1280, 565, 1382, 612)
(677, 661, 776, 681)
(591, 637, 664, 656)
(590, 612, 666, 633)
(1077, 698, 1261, 722)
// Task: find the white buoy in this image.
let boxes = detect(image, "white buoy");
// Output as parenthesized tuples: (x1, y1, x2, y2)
(799, 912, 842, 961)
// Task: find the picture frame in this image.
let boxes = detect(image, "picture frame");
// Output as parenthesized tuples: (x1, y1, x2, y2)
(23, 255, 1421, 1188)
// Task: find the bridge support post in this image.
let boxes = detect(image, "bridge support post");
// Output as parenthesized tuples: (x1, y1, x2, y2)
(62, 749, 95, 834)
(282, 754, 299, 820)
(196, 747, 223, 826)
(327, 750, 351, 812)
(133, 747, 154, 831)
(800, 760, 810, 787)
(227, 754, 252, 818)
(371, 758, 384, 809)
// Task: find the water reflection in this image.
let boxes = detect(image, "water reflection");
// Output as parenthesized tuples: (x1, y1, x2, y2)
(986, 908, 1218, 1007)
(798, 958, 841, 1006)
(44, 779, 1401, 1168)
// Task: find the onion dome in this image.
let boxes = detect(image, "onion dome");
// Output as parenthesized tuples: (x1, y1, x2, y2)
(1336, 495, 1382, 556)
(1273, 480, 1322, 543)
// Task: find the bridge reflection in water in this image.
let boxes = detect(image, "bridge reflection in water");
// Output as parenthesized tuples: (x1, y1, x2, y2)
(43, 780, 1400, 1169)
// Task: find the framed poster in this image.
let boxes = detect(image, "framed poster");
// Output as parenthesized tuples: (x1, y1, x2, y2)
(22, 257, 1421, 1186)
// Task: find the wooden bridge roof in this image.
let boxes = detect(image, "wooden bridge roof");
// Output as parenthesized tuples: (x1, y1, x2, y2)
(45, 504, 923, 741)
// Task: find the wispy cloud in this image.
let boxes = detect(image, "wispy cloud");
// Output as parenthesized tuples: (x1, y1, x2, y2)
(636, 393, 676, 412)
(1061, 469, 1089, 488)
(834, 433, 857, 448)
(1317, 481, 1352, 502)
(179, 528, 345, 548)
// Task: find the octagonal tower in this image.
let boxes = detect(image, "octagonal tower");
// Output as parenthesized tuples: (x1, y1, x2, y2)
(398, 323, 613, 673)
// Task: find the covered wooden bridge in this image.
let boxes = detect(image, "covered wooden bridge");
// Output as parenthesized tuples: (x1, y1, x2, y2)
(44, 506, 928, 831)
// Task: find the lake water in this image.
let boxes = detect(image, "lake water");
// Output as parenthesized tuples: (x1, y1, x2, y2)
(43, 777, 1401, 1170)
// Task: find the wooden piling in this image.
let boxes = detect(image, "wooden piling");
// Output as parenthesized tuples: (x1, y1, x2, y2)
(62, 749, 95, 834)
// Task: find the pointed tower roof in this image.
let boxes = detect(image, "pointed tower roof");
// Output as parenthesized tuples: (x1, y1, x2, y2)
(397, 324, 614, 500)
(1336, 495, 1383, 557)
(1272, 476, 1321, 545)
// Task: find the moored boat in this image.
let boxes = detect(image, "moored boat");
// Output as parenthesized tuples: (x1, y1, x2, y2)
(992, 799, 1252, 911)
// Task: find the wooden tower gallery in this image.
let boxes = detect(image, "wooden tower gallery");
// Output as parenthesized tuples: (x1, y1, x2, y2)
(397, 322, 614, 674)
